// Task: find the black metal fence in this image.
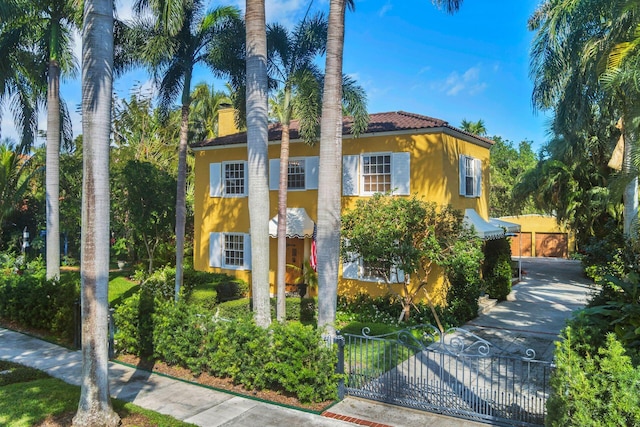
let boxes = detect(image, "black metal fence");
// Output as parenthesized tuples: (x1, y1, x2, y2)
(336, 325, 553, 426)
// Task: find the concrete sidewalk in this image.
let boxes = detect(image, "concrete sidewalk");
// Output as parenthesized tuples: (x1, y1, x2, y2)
(0, 257, 591, 427)
(0, 327, 480, 426)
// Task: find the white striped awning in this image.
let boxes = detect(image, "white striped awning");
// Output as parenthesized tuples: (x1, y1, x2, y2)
(269, 208, 315, 238)
(489, 218, 521, 234)
(464, 209, 505, 240)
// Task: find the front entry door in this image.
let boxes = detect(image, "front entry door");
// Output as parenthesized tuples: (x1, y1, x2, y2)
(285, 238, 304, 287)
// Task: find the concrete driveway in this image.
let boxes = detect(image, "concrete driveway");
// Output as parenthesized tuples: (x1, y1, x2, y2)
(465, 257, 596, 361)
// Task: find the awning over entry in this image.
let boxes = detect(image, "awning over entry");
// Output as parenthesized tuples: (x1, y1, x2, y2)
(489, 218, 521, 234)
(464, 209, 505, 240)
(269, 208, 315, 238)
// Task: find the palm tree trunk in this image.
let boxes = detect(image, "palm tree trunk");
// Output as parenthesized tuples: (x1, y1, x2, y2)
(317, 0, 346, 337)
(276, 123, 290, 321)
(174, 103, 190, 301)
(246, 0, 271, 328)
(622, 121, 638, 237)
(73, 1, 120, 425)
(46, 62, 61, 280)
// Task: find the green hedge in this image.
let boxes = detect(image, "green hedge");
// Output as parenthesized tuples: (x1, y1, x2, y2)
(216, 297, 317, 323)
(0, 270, 79, 342)
(114, 295, 339, 403)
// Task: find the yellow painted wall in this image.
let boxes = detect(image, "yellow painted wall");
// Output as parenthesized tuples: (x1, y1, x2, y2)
(499, 214, 575, 256)
(193, 127, 491, 302)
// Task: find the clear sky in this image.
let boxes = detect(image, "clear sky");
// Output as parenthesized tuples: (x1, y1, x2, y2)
(2, 0, 551, 151)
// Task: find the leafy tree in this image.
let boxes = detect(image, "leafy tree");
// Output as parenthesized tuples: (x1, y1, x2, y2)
(489, 136, 538, 217)
(341, 194, 482, 325)
(73, 0, 120, 424)
(118, 160, 177, 273)
(245, 0, 272, 327)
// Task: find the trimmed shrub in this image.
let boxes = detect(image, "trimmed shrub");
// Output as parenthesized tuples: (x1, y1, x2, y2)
(444, 238, 484, 323)
(215, 279, 249, 303)
(483, 238, 512, 301)
(113, 291, 156, 357)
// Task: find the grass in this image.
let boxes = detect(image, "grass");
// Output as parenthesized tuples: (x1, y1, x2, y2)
(108, 271, 139, 306)
(0, 360, 195, 426)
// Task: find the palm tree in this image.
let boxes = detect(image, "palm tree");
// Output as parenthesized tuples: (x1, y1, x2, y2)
(316, 0, 463, 335)
(127, 0, 238, 301)
(0, 140, 38, 237)
(72, 1, 120, 425)
(460, 118, 487, 136)
(0, 1, 41, 149)
(190, 82, 232, 141)
(246, 0, 272, 328)
(268, 13, 327, 321)
(2, 1, 79, 279)
(529, 0, 640, 236)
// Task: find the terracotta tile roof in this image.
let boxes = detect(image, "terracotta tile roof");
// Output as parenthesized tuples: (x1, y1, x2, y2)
(191, 111, 493, 148)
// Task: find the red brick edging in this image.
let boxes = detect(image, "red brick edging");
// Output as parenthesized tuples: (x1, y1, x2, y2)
(322, 411, 394, 427)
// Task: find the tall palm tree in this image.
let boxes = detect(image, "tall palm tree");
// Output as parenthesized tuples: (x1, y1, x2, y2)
(72, 0, 120, 425)
(245, 0, 271, 327)
(316, 0, 462, 335)
(529, 0, 640, 236)
(127, 0, 238, 300)
(3, 1, 78, 279)
(268, 13, 327, 321)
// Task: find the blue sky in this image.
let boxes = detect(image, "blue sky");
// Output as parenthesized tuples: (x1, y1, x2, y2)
(3, 0, 551, 151)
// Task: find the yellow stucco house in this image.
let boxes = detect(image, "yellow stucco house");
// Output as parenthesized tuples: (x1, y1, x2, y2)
(191, 109, 497, 302)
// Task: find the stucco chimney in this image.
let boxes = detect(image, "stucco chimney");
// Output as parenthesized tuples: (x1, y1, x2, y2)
(218, 105, 239, 137)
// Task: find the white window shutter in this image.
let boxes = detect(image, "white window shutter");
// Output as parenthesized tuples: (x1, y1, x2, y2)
(396, 268, 405, 284)
(306, 156, 319, 190)
(210, 163, 222, 197)
(474, 158, 482, 197)
(243, 233, 252, 270)
(392, 152, 410, 195)
(459, 156, 466, 196)
(342, 155, 359, 196)
(209, 232, 222, 267)
(269, 159, 280, 191)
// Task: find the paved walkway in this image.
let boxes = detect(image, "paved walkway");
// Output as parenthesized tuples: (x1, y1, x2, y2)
(0, 257, 593, 427)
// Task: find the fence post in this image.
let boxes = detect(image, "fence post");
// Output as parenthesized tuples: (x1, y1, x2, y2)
(336, 331, 345, 400)
(108, 307, 115, 359)
(73, 300, 81, 349)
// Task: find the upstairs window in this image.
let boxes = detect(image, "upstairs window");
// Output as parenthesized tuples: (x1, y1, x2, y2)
(342, 152, 410, 196)
(209, 161, 248, 197)
(459, 155, 482, 198)
(362, 154, 392, 194)
(287, 159, 306, 190)
(224, 162, 246, 195)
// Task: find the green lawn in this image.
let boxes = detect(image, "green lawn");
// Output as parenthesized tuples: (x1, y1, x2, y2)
(0, 360, 195, 426)
(108, 271, 139, 306)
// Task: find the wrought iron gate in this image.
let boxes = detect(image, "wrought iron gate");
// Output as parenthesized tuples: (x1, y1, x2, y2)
(336, 325, 553, 426)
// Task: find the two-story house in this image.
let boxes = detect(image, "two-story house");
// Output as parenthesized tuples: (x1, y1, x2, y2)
(191, 109, 499, 303)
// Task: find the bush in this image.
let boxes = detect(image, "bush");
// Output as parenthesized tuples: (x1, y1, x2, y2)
(444, 238, 484, 323)
(0, 264, 78, 342)
(547, 328, 640, 426)
(483, 238, 512, 301)
(113, 291, 156, 357)
(215, 279, 249, 303)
